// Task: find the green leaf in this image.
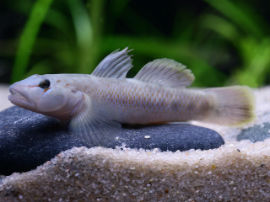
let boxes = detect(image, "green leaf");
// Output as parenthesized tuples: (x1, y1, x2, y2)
(12, 0, 54, 82)
(201, 14, 239, 44)
(204, 0, 264, 37)
(68, 0, 92, 49)
(233, 38, 270, 87)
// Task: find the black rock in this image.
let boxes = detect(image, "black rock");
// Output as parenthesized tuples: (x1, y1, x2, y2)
(0, 106, 224, 175)
(237, 122, 270, 142)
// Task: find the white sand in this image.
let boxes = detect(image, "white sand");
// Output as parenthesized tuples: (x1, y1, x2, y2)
(0, 85, 13, 111)
(0, 87, 269, 201)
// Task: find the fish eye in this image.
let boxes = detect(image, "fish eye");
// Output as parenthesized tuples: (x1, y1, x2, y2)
(39, 79, 50, 89)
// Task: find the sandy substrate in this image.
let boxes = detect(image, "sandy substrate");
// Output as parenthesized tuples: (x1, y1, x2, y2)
(0, 85, 12, 111)
(0, 86, 270, 201)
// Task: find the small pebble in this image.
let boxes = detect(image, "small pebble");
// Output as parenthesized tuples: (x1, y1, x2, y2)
(237, 122, 270, 142)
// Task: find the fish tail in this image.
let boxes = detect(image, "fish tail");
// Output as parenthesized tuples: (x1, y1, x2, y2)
(202, 86, 255, 126)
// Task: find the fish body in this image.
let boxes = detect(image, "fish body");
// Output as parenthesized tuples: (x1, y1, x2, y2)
(82, 76, 210, 124)
(9, 48, 254, 146)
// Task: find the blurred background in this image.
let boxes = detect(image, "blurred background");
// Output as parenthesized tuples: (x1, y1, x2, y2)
(1, 0, 270, 87)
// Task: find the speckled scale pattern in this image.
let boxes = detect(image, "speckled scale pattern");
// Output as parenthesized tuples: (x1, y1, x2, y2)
(89, 77, 210, 124)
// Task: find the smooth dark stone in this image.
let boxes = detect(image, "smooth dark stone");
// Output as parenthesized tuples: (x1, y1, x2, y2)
(237, 122, 270, 142)
(0, 106, 224, 175)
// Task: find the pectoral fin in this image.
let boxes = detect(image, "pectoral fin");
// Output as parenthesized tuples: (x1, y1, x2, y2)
(134, 58, 194, 87)
(70, 117, 122, 147)
(92, 48, 133, 79)
(70, 95, 122, 146)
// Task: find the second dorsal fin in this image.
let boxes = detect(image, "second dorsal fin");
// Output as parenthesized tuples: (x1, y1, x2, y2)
(92, 48, 132, 78)
(134, 58, 194, 88)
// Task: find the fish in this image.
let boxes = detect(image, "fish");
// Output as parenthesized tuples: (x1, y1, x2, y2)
(8, 48, 254, 145)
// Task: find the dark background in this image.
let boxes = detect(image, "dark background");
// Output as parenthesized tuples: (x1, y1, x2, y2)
(1, 0, 270, 87)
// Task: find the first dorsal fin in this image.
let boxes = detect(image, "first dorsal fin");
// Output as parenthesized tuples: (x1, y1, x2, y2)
(134, 58, 194, 88)
(92, 48, 133, 78)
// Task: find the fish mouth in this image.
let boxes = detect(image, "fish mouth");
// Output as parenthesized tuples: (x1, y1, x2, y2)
(8, 86, 35, 109)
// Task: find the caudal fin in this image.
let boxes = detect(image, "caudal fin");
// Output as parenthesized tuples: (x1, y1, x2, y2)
(202, 86, 255, 126)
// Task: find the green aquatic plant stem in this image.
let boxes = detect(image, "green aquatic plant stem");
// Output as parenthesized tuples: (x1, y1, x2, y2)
(68, 0, 104, 74)
(68, 0, 93, 74)
(87, 0, 105, 73)
(12, 0, 54, 82)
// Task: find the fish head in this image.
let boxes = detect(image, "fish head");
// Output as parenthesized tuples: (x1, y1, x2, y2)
(8, 74, 84, 119)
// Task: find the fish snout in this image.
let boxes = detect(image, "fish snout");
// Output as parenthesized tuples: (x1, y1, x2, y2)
(9, 83, 19, 95)
(8, 83, 36, 109)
